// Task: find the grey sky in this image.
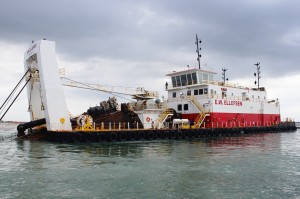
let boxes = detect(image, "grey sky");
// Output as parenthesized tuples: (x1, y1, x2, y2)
(0, 0, 299, 121)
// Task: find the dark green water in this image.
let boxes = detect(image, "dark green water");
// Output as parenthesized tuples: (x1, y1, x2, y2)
(0, 129, 300, 199)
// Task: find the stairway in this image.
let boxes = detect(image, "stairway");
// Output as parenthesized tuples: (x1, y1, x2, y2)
(194, 112, 208, 128)
(155, 108, 174, 129)
(187, 96, 209, 128)
(187, 96, 207, 113)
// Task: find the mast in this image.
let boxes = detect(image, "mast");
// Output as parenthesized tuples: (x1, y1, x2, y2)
(222, 68, 228, 84)
(195, 34, 202, 69)
(254, 62, 261, 89)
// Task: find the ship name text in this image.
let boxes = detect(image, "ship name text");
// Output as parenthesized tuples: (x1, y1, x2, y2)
(215, 99, 243, 106)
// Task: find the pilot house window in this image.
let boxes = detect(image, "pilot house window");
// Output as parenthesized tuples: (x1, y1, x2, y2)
(171, 72, 198, 87)
(181, 75, 187, 86)
(192, 73, 197, 84)
(187, 73, 192, 85)
(171, 77, 176, 87)
(176, 76, 181, 87)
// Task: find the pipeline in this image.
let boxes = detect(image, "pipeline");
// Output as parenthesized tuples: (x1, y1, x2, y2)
(17, 118, 46, 137)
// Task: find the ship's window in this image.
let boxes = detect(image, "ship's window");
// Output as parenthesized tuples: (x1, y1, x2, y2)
(199, 89, 203, 95)
(252, 95, 254, 99)
(192, 73, 197, 84)
(231, 93, 233, 96)
(173, 92, 176, 98)
(178, 104, 182, 111)
(222, 92, 227, 98)
(184, 104, 188, 110)
(203, 74, 208, 81)
(176, 76, 181, 87)
(209, 74, 213, 81)
(181, 74, 187, 86)
(198, 73, 202, 84)
(194, 89, 199, 95)
(187, 90, 191, 96)
(172, 77, 176, 87)
(187, 73, 192, 85)
(204, 88, 208, 94)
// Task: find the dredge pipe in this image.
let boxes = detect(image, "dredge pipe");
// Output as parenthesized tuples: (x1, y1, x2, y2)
(17, 118, 46, 137)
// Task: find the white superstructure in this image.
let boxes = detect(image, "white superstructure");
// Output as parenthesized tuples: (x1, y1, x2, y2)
(166, 68, 281, 128)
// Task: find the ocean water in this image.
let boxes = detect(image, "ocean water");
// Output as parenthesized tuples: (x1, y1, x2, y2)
(0, 127, 299, 199)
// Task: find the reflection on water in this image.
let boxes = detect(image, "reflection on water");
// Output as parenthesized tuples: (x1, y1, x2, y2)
(0, 130, 300, 198)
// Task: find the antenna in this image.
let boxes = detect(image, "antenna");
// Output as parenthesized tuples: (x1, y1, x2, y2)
(254, 62, 261, 89)
(222, 68, 228, 84)
(195, 34, 201, 69)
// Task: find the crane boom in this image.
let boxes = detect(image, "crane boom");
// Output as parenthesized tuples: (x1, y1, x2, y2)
(61, 77, 159, 100)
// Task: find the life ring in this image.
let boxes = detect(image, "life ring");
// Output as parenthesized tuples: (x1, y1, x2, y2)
(146, 117, 151, 122)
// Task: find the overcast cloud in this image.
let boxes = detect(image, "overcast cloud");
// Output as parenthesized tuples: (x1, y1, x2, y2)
(0, 0, 299, 121)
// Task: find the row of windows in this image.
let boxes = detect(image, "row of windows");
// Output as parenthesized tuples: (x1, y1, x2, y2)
(193, 88, 208, 95)
(171, 73, 197, 87)
(172, 89, 266, 99)
(171, 73, 215, 88)
(178, 104, 188, 111)
(200, 73, 214, 82)
(172, 88, 208, 98)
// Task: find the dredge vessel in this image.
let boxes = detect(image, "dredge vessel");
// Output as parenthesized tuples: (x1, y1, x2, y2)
(9, 37, 296, 142)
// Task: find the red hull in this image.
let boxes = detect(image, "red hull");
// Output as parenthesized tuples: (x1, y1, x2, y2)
(182, 112, 281, 128)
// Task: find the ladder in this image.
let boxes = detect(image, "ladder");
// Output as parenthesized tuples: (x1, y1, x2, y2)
(187, 96, 207, 113)
(155, 108, 174, 129)
(187, 96, 209, 128)
(194, 112, 208, 128)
